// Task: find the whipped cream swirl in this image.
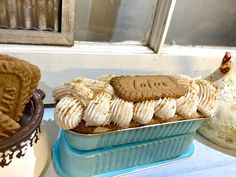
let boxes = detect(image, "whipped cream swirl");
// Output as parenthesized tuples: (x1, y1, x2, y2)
(110, 98, 134, 127)
(55, 96, 83, 130)
(83, 93, 112, 126)
(197, 80, 219, 117)
(176, 80, 200, 117)
(133, 100, 155, 124)
(74, 77, 114, 96)
(53, 82, 93, 106)
(173, 75, 193, 85)
(154, 98, 176, 120)
(52, 85, 74, 101)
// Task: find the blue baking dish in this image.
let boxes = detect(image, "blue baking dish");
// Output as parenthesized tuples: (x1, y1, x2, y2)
(52, 131, 195, 177)
(64, 118, 205, 150)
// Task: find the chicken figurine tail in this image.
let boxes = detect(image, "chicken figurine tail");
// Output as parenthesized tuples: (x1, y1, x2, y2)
(205, 52, 232, 82)
(198, 52, 236, 149)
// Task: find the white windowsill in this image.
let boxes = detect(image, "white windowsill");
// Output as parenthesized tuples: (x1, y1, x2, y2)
(162, 45, 236, 57)
(0, 41, 154, 55)
(1, 43, 235, 56)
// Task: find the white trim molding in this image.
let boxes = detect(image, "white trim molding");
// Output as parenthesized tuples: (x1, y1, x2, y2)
(162, 45, 236, 57)
(0, 42, 154, 55)
(149, 0, 176, 53)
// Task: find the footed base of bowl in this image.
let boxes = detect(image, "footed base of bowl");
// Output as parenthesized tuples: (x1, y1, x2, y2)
(198, 126, 236, 150)
(52, 132, 194, 177)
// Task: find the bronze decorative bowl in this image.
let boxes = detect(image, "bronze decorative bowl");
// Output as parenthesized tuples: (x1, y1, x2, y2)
(0, 89, 49, 177)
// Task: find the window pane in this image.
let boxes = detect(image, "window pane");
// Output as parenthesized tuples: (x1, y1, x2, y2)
(0, 0, 60, 31)
(74, 0, 157, 44)
(165, 0, 236, 46)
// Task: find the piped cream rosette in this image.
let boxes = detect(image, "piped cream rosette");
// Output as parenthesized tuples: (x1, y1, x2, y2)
(83, 93, 112, 126)
(110, 97, 134, 127)
(53, 77, 114, 101)
(197, 79, 219, 117)
(133, 100, 155, 124)
(53, 75, 219, 131)
(155, 98, 177, 120)
(55, 96, 84, 130)
(53, 82, 93, 107)
(176, 80, 200, 118)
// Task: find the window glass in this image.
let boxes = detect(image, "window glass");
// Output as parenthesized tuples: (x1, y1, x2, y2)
(74, 0, 157, 44)
(0, 0, 60, 31)
(165, 0, 236, 46)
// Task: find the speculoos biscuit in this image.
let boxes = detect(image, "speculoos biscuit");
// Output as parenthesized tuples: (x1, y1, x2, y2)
(0, 60, 33, 121)
(0, 54, 41, 103)
(0, 111, 21, 140)
(110, 75, 187, 102)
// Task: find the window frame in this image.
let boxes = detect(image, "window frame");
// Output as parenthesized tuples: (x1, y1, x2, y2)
(0, 0, 75, 46)
(149, 0, 176, 53)
(0, 0, 175, 51)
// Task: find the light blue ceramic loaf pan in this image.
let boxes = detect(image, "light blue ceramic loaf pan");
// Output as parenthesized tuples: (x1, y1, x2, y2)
(64, 118, 205, 150)
(54, 132, 194, 177)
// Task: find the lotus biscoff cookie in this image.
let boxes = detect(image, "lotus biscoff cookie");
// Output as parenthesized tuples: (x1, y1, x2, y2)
(110, 75, 187, 102)
(0, 54, 41, 104)
(0, 111, 21, 140)
(0, 60, 33, 121)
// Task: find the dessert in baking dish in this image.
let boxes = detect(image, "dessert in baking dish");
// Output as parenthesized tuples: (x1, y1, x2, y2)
(53, 74, 219, 134)
(52, 63, 220, 177)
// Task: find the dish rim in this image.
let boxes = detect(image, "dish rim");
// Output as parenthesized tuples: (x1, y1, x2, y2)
(65, 117, 209, 137)
(0, 90, 44, 151)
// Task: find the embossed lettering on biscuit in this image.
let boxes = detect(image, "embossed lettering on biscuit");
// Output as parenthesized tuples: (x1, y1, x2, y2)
(0, 54, 41, 104)
(0, 83, 21, 119)
(110, 76, 187, 102)
(0, 60, 32, 121)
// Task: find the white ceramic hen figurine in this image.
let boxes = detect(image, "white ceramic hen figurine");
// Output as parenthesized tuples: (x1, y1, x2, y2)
(198, 52, 236, 149)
